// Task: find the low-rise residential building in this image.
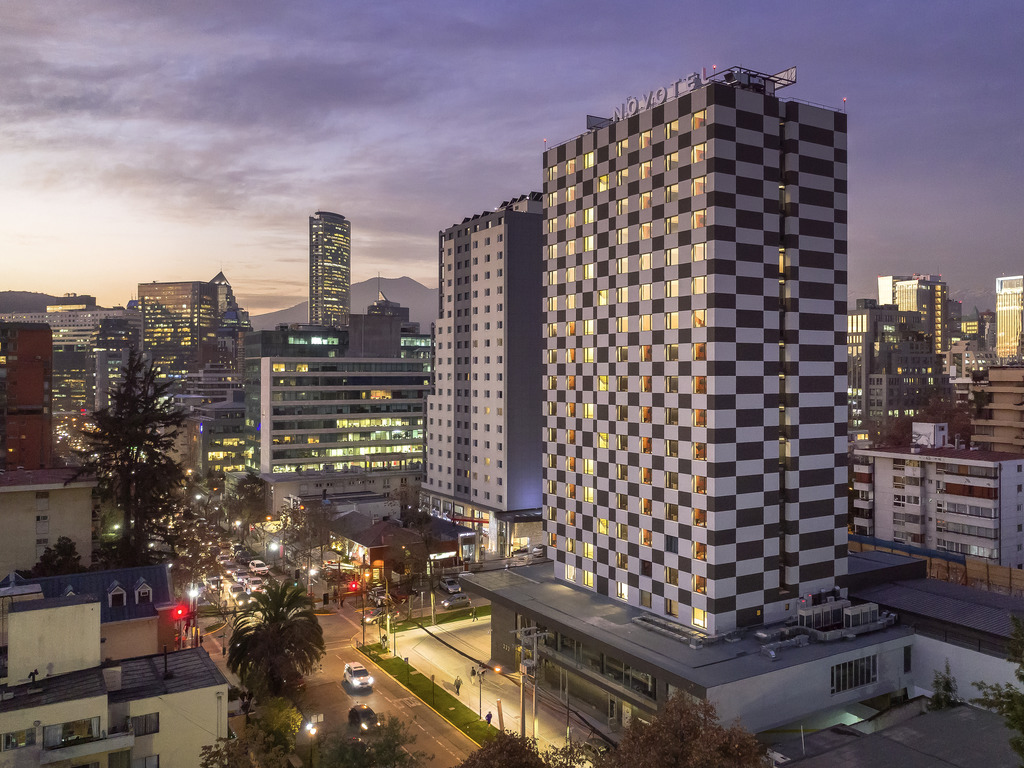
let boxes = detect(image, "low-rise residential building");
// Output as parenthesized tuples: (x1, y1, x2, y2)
(0, 469, 97, 574)
(0, 593, 227, 768)
(853, 434, 1024, 566)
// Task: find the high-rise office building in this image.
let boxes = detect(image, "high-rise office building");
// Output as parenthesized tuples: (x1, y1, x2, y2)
(540, 67, 847, 635)
(139, 280, 219, 380)
(878, 274, 950, 355)
(847, 299, 948, 443)
(309, 211, 351, 328)
(244, 315, 429, 475)
(139, 273, 250, 381)
(996, 276, 1024, 359)
(422, 194, 544, 554)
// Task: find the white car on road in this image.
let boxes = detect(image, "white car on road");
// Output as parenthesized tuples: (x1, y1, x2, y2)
(344, 662, 374, 690)
(248, 559, 270, 575)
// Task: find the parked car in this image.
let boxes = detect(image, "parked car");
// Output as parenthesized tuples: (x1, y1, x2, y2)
(441, 593, 472, 610)
(362, 607, 397, 625)
(348, 705, 381, 732)
(531, 544, 546, 558)
(248, 559, 269, 575)
(344, 662, 374, 690)
(439, 576, 461, 594)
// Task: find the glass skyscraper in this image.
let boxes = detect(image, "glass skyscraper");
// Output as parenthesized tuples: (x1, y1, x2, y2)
(309, 211, 351, 328)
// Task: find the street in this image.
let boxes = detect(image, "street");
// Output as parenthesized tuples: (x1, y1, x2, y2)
(201, 587, 483, 767)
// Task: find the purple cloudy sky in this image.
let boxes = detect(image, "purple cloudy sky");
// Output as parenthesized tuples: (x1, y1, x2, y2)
(2, 1, 1022, 314)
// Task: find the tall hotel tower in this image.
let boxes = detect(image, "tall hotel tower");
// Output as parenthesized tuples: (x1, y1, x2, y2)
(309, 211, 351, 328)
(423, 194, 544, 551)
(542, 68, 848, 635)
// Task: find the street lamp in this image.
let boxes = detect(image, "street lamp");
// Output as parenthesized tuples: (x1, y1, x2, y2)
(305, 722, 317, 768)
(477, 665, 501, 718)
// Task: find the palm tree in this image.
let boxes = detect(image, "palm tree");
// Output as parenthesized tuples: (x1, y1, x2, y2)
(227, 580, 326, 697)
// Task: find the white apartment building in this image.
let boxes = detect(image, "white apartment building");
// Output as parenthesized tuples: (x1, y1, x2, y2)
(422, 194, 544, 554)
(853, 437, 1024, 566)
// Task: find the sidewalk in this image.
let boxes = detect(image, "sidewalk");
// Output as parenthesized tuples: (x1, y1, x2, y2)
(392, 617, 611, 751)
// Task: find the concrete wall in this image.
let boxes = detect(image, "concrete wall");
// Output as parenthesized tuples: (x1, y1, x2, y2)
(7, 600, 101, 683)
(129, 683, 229, 768)
(101, 617, 159, 662)
(0, 482, 94, 574)
(910, 633, 1017, 699)
(490, 604, 518, 669)
(709, 634, 915, 733)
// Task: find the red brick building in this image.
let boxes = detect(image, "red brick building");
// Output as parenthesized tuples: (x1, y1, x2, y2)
(0, 322, 53, 470)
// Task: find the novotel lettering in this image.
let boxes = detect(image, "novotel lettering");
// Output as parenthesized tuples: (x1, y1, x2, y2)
(612, 72, 704, 121)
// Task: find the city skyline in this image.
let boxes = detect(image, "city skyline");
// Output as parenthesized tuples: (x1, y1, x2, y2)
(3, 2, 1023, 314)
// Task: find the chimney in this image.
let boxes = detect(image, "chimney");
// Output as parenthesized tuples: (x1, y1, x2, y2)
(102, 666, 122, 691)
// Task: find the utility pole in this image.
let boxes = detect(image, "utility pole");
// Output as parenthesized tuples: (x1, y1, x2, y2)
(511, 626, 551, 738)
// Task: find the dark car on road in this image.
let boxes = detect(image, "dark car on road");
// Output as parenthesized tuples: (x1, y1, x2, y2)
(349, 704, 381, 731)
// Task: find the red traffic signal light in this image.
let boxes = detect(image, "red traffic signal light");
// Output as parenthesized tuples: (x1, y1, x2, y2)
(173, 605, 188, 620)
(349, 581, 359, 591)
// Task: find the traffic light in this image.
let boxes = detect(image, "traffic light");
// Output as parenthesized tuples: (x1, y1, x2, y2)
(172, 605, 188, 621)
(349, 581, 359, 592)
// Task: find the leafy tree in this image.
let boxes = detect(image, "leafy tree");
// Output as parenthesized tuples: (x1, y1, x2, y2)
(72, 350, 185, 566)
(321, 716, 428, 768)
(454, 733, 590, 768)
(32, 536, 84, 576)
(225, 472, 267, 546)
(254, 696, 303, 752)
(227, 579, 325, 697)
(453, 732, 549, 768)
(865, 392, 973, 448)
(199, 723, 291, 768)
(973, 614, 1024, 761)
(596, 695, 763, 768)
(166, 513, 224, 595)
(929, 658, 961, 710)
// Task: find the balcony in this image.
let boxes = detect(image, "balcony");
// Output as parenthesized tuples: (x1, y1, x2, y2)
(40, 732, 134, 765)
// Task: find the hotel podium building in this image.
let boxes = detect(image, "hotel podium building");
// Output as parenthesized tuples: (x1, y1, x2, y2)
(539, 67, 848, 636)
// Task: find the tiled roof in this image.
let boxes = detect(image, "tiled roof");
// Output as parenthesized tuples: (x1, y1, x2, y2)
(3, 565, 173, 623)
(109, 647, 227, 702)
(0, 468, 96, 488)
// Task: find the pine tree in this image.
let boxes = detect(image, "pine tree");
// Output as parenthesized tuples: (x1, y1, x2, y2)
(72, 350, 185, 566)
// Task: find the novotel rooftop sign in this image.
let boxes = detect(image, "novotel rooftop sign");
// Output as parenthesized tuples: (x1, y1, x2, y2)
(612, 72, 704, 121)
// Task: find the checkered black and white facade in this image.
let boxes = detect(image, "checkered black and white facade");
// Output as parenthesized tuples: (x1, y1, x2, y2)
(541, 76, 848, 635)
(423, 194, 544, 535)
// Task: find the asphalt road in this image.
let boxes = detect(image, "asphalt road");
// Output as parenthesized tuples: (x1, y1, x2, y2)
(295, 598, 480, 768)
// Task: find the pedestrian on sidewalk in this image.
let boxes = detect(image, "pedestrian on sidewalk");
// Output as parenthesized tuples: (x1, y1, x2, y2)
(454, 675, 462, 695)
(485, 711, 493, 726)
(470, 606, 477, 621)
